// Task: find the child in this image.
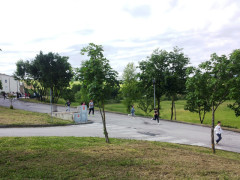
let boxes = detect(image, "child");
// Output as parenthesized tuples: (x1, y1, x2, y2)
(89, 100, 94, 116)
(65, 100, 71, 112)
(130, 105, 135, 117)
(151, 108, 159, 124)
(214, 121, 223, 144)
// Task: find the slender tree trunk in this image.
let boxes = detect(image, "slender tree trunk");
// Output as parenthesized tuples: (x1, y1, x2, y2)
(100, 102, 110, 143)
(198, 108, 203, 124)
(174, 100, 176, 120)
(157, 98, 160, 118)
(171, 96, 174, 120)
(211, 104, 215, 153)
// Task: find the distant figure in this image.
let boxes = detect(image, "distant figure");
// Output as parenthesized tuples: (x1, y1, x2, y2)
(25, 93, 27, 99)
(214, 121, 223, 144)
(89, 100, 94, 116)
(65, 100, 71, 112)
(152, 108, 159, 124)
(3, 92, 6, 100)
(130, 105, 135, 117)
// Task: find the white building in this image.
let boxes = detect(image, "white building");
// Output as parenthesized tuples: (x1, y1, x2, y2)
(0, 73, 23, 93)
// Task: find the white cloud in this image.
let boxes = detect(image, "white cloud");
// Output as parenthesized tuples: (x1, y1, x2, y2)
(0, 0, 240, 75)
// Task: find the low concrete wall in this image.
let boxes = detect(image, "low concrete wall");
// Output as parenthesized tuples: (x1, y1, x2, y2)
(52, 112, 76, 121)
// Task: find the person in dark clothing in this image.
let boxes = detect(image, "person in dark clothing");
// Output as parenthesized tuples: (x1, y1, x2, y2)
(152, 108, 159, 124)
(65, 100, 71, 112)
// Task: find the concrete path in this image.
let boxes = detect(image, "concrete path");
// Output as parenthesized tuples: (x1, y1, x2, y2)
(0, 98, 239, 153)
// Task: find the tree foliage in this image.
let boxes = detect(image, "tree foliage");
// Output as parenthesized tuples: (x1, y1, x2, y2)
(165, 47, 190, 120)
(185, 68, 211, 124)
(122, 63, 139, 112)
(14, 52, 73, 103)
(77, 43, 118, 143)
(138, 49, 169, 117)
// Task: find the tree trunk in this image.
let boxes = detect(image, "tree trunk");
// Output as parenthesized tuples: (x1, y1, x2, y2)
(100, 102, 110, 143)
(174, 100, 176, 120)
(211, 104, 215, 153)
(171, 96, 174, 120)
(157, 98, 160, 118)
(198, 108, 203, 124)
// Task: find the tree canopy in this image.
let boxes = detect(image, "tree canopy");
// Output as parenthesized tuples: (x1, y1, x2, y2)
(77, 43, 118, 143)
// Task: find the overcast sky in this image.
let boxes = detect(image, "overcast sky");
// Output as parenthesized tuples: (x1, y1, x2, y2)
(1, 0, 240, 76)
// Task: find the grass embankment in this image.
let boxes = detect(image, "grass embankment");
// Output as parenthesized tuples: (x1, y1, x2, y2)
(104, 100, 240, 129)
(0, 137, 239, 179)
(0, 106, 73, 125)
(20, 98, 80, 107)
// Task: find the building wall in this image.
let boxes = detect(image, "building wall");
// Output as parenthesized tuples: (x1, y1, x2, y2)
(0, 73, 21, 93)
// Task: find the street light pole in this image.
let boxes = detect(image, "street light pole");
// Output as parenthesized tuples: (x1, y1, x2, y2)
(153, 79, 156, 108)
(50, 88, 53, 122)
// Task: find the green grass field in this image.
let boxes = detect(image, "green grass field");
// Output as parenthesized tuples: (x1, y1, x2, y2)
(0, 137, 239, 179)
(0, 106, 73, 125)
(105, 100, 240, 129)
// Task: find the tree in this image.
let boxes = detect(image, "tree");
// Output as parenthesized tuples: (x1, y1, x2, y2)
(199, 53, 233, 153)
(0, 80, 2, 90)
(122, 63, 139, 112)
(14, 52, 73, 103)
(166, 47, 190, 120)
(77, 43, 118, 143)
(138, 49, 169, 117)
(185, 67, 211, 124)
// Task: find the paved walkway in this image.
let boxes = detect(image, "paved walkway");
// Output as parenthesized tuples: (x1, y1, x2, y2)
(0, 98, 239, 153)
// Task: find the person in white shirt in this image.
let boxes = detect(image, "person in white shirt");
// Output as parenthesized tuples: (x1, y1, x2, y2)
(214, 121, 223, 144)
(89, 100, 94, 116)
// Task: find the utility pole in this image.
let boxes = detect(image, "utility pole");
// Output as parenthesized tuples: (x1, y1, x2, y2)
(153, 78, 156, 108)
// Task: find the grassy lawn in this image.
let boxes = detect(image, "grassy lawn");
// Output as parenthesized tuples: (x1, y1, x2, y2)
(104, 100, 240, 129)
(0, 137, 239, 179)
(0, 106, 73, 125)
(20, 98, 80, 107)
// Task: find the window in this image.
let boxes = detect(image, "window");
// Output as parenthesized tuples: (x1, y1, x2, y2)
(5, 80, 7, 83)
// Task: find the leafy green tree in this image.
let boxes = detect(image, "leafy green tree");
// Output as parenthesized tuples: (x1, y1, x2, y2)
(122, 63, 139, 112)
(166, 47, 190, 120)
(138, 49, 169, 117)
(199, 53, 233, 153)
(14, 52, 73, 103)
(228, 49, 240, 116)
(185, 67, 211, 124)
(77, 43, 118, 143)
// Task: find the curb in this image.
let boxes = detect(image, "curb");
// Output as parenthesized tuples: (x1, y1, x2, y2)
(0, 120, 94, 128)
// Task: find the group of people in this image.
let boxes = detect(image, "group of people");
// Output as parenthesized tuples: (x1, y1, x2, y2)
(2, 92, 23, 99)
(129, 105, 223, 144)
(129, 105, 160, 124)
(65, 99, 95, 116)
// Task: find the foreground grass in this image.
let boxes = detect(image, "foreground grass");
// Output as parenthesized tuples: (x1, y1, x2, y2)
(0, 137, 239, 179)
(105, 100, 240, 129)
(0, 106, 73, 125)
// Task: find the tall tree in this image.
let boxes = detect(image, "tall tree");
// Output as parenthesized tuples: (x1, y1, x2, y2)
(199, 53, 233, 153)
(166, 47, 190, 120)
(77, 43, 118, 143)
(138, 49, 169, 117)
(122, 62, 139, 112)
(14, 52, 73, 103)
(185, 67, 211, 124)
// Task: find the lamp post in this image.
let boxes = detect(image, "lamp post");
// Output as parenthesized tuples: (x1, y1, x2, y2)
(153, 78, 156, 108)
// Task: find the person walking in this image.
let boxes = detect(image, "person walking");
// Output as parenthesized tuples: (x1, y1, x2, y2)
(3, 92, 6, 100)
(65, 100, 71, 112)
(130, 105, 135, 117)
(214, 121, 223, 144)
(89, 100, 94, 116)
(151, 108, 159, 124)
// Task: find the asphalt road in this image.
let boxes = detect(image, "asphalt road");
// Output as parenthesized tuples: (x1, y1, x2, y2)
(0, 98, 240, 153)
